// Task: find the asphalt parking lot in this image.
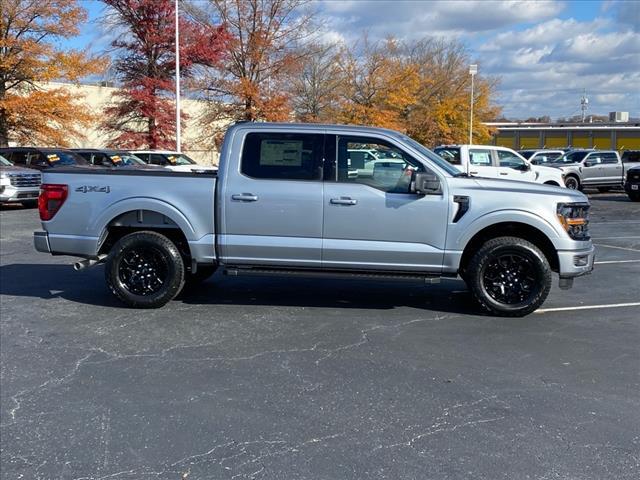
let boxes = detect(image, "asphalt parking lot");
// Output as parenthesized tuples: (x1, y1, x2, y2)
(1, 192, 639, 480)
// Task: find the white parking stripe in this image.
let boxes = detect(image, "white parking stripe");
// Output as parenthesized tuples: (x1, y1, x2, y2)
(536, 303, 640, 314)
(591, 236, 640, 240)
(594, 259, 640, 265)
(595, 243, 640, 253)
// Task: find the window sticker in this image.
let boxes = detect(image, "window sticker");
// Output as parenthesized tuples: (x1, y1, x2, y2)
(110, 155, 122, 163)
(260, 140, 303, 166)
(47, 154, 60, 162)
(167, 155, 177, 164)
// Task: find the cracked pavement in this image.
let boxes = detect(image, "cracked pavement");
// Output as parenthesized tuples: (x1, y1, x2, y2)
(1, 194, 639, 479)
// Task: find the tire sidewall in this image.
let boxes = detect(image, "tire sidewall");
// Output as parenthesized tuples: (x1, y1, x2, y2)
(106, 232, 185, 308)
(468, 238, 552, 316)
(564, 176, 579, 190)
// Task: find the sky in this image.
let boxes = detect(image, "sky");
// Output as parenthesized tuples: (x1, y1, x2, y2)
(64, 0, 640, 121)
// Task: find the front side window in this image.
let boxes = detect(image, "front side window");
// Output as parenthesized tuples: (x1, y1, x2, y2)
(166, 154, 196, 166)
(497, 150, 527, 169)
(241, 132, 323, 181)
(434, 147, 461, 165)
(469, 149, 493, 166)
(337, 136, 423, 193)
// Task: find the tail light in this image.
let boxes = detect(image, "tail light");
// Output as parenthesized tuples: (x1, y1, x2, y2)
(39, 184, 68, 221)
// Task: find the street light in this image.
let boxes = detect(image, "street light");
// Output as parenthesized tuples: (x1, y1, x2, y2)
(469, 64, 478, 147)
(175, 0, 181, 153)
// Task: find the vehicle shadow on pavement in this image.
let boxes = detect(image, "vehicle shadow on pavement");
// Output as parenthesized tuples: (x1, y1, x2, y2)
(0, 264, 479, 315)
(0, 263, 125, 308)
(179, 273, 479, 315)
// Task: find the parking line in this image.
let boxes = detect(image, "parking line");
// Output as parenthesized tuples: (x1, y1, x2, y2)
(591, 236, 640, 240)
(594, 259, 640, 265)
(594, 243, 640, 253)
(536, 303, 640, 314)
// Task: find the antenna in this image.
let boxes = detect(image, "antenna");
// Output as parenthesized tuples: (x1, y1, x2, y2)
(580, 89, 589, 123)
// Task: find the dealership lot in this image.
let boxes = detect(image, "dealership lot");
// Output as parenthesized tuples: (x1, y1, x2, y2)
(1, 194, 638, 479)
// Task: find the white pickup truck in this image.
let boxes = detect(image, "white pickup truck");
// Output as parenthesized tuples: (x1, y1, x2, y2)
(434, 145, 565, 187)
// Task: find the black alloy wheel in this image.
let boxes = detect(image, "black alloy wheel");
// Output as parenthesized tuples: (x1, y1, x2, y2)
(481, 251, 541, 306)
(564, 176, 579, 190)
(105, 231, 185, 308)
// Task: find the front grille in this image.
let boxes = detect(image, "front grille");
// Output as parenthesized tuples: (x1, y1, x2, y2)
(8, 174, 41, 188)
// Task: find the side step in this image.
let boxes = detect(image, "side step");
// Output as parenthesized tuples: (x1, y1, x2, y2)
(223, 266, 441, 284)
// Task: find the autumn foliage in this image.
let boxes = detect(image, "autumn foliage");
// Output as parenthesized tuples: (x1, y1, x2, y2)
(0, 0, 104, 147)
(102, 0, 227, 149)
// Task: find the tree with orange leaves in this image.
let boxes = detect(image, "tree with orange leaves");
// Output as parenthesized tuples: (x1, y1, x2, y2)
(0, 0, 104, 147)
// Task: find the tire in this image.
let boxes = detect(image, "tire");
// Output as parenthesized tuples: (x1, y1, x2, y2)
(21, 200, 38, 208)
(105, 231, 185, 308)
(564, 175, 580, 190)
(184, 265, 217, 288)
(597, 187, 611, 193)
(465, 236, 552, 317)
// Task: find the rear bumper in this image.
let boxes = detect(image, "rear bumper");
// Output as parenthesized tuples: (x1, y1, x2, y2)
(557, 245, 595, 278)
(34, 231, 51, 253)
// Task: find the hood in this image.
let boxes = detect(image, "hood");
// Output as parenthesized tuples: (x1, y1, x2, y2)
(466, 176, 587, 202)
(533, 164, 563, 174)
(0, 165, 40, 174)
(165, 164, 218, 172)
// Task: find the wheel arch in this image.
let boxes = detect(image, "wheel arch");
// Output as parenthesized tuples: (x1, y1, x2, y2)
(458, 221, 560, 276)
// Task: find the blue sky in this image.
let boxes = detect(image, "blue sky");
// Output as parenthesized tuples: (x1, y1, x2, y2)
(64, 0, 640, 120)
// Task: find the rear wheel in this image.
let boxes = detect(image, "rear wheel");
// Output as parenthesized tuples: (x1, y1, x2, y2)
(465, 236, 552, 317)
(564, 175, 580, 190)
(105, 231, 185, 308)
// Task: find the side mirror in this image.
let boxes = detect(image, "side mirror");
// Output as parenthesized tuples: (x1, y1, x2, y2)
(413, 172, 441, 195)
(517, 162, 531, 171)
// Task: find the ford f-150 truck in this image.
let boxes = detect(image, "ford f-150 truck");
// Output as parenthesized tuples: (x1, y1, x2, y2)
(34, 123, 595, 316)
(433, 145, 566, 187)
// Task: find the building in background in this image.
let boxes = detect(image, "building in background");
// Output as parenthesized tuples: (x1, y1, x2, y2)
(488, 121, 640, 152)
(39, 82, 227, 165)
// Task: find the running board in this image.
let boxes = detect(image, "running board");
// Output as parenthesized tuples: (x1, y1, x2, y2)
(223, 267, 441, 284)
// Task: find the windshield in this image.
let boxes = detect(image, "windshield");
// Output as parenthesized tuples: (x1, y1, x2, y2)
(109, 153, 146, 166)
(553, 151, 589, 164)
(0, 154, 12, 166)
(166, 154, 196, 166)
(45, 151, 87, 166)
(396, 135, 461, 176)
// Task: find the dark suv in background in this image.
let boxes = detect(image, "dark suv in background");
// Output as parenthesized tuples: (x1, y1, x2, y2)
(0, 147, 88, 170)
(72, 149, 149, 168)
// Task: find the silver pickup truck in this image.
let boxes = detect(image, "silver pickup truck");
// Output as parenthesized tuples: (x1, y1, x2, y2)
(34, 123, 595, 316)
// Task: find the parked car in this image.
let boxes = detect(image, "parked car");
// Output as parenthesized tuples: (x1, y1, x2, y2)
(0, 147, 89, 170)
(621, 150, 640, 167)
(518, 149, 564, 165)
(34, 123, 594, 317)
(0, 154, 41, 207)
(131, 150, 217, 172)
(624, 165, 640, 201)
(433, 145, 565, 187)
(72, 149, 150, 168)
(550, 150, 624, 191)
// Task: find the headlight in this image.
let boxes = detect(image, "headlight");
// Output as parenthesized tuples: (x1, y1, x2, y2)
(557, 202, 590, 240)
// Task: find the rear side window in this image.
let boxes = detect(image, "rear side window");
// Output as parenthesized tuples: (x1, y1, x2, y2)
(469, 149, 493, 166)
(434, 147, 461, 165)
(601, 152, 619, 164)
(241, 132, 323, 180)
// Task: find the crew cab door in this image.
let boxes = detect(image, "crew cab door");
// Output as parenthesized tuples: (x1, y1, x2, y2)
(495, 150, 537, 182)
(322, 134, 448, 272)
(219, 130, 325, 267)
(467, 148, 497, 178)
(601, 152, 623, 184)
(581, 153, 604, 185)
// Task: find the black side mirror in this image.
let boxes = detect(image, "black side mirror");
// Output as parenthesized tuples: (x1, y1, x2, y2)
(414, 172, 441, 195)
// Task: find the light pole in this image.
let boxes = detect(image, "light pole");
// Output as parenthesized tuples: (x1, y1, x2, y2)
(175, 0, 181, 153)
(469, 64, 477, 146)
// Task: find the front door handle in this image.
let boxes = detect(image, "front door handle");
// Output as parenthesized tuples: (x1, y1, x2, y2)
(469, 171, 478, 175)
(499, 172, 508, 176)
(231, 193, 258, 202)
(330, 197, 357, 206)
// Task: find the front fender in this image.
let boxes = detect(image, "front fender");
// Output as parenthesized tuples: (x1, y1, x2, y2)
(453, 209, 565, 251)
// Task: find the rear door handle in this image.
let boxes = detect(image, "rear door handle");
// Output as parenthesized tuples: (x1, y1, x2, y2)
(231, 193, 258, 202)
(330, 197, 357, 206)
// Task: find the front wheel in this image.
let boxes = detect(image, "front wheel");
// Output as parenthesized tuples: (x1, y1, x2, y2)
(465, 237, 552, 317)
(564, 175, 580, 190)
(105, 231, 185, 308)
